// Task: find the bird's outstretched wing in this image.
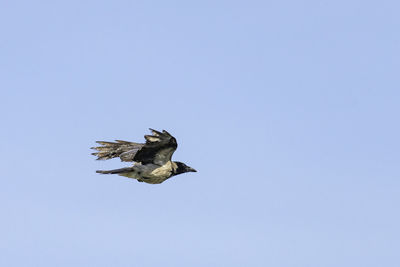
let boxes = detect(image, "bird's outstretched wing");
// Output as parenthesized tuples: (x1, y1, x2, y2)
(133, 129, 178, 165)
(91, 140, 144, 162)
(91, 129, 177, 165)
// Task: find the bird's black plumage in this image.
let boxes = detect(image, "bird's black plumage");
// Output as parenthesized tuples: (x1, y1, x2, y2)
(133, 129, 177, 165)
(91, 129, 196, 184)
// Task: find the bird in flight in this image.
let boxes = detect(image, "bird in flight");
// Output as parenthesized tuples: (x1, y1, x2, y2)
(91, 129, 197, 184)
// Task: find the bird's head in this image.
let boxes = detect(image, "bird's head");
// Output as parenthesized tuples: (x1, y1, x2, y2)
(173, 161, 197, 175)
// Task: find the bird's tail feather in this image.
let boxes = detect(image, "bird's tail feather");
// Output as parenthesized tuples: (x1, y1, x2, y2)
(91, 140, 143, 161)
(96, 167, 134, 174)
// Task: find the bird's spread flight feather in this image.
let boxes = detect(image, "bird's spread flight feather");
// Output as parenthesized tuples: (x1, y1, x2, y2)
(91, 128, 177, 166)
(91, 140, 144, 162)
(133, 129, 177, 165)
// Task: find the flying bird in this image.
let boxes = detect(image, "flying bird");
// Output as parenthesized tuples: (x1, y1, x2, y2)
(91, 129, 197, 184)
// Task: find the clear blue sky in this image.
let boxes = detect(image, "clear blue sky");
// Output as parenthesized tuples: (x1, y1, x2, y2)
(1, 1, 399, 266)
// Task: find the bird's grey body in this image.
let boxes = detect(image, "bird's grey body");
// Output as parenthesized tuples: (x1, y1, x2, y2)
(92, 129, 196, 184)
(118, 161, 177, 184)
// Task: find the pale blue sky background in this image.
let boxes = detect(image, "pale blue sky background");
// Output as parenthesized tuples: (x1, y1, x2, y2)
(1, 1, 399, 266)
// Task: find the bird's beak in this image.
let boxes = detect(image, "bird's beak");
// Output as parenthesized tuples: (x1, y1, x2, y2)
(188, 167, 197, 172)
